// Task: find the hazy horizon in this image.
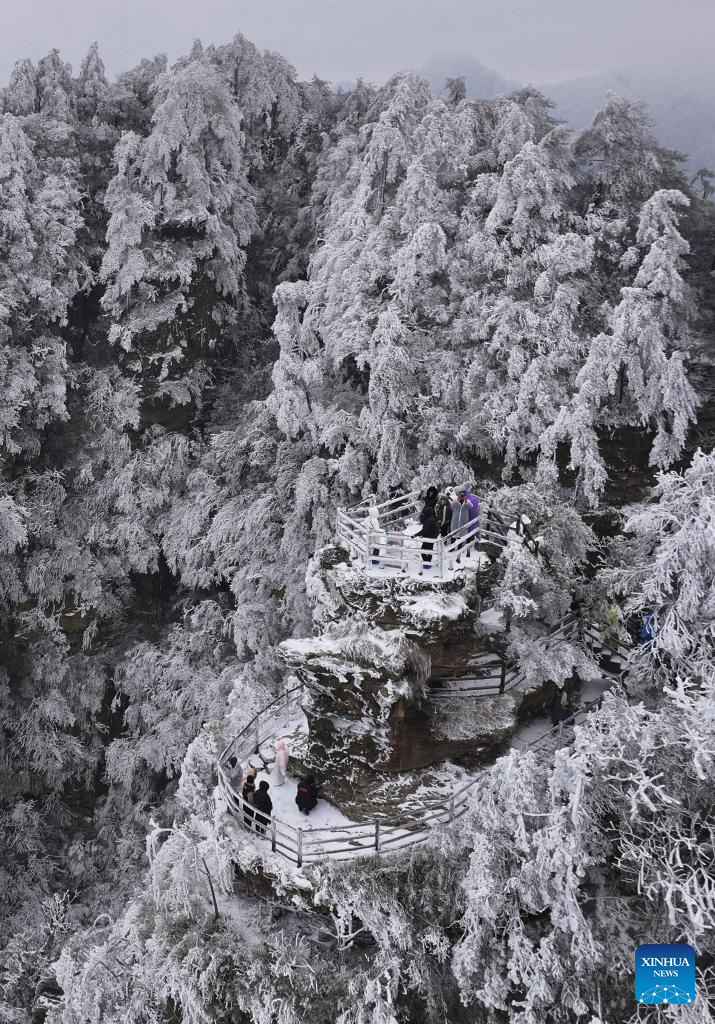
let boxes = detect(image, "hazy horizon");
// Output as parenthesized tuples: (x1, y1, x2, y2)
(1, 0, 712, 89)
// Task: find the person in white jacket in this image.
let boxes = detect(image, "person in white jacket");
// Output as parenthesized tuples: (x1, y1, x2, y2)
(365, 503, 382, 565)
(272, 740, 289, 786)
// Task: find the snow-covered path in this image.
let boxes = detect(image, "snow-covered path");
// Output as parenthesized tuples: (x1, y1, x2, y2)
(510, 671, 613, 752)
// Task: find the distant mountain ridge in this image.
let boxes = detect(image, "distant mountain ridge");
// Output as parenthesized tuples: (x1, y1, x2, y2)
(419, 54, 520, 100)
(419, 54, 715, 174)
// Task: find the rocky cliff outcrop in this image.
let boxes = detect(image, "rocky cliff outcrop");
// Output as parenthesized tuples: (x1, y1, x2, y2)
(278, 547, 523, 809)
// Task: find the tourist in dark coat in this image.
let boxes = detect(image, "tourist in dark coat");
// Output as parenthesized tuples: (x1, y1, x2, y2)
(546, 686, 563, 727)
(419, 506, 440, 571)
(435, 493, 452, 537)
(252, 779, 273, 835)
(422, 486, 439, 511)
(295, 775, 320, 815)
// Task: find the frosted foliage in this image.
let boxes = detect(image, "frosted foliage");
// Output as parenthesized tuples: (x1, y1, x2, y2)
(551, 189, 697, 504)
(36, 49, 74, 121)
(105, 605, 234, 795)
(101, 60, 257, 375)
(211, 33, 301, 147)
(603, 449, 715, 686)
(485, 134, 573, 249)
(256, 77, 699, 660)
(0, 37, 711, 1024)
(451, 681, 715, 1021)
(77, 42, 108, 119)
(5, 59, 38, 116)
(0, 114, 82, 454)
(575, 94, 664, 207)
(0, 495, 27, 552)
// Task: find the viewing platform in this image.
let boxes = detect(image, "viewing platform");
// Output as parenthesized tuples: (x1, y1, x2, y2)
(336, 488, 540, 579)
(217, 619, 631, 867)
(215, 486, 632, 870)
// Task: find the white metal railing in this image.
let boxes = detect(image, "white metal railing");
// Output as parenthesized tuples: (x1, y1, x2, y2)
(218, 682, 478, 866)
(336, 489, 525, 579)
(216, 619, 631, 867)
(422, 607, 631, 699)
(518, 694, 606, 752)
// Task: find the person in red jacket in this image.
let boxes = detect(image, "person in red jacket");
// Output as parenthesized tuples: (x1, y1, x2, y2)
(295, 774, 320, 815)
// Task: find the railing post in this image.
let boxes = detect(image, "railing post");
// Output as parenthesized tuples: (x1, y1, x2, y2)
(448, 794, 455, 822)
(374, 820, 381, 853)
(500, 660, 507, 694)
(253, 714, 260, 755)
(271, 819, 277, 853)
(365, 530, 373, 568)
(438, 537, 445, 578)
(577, 607, 585, 644)
(297, 828, 303, 868)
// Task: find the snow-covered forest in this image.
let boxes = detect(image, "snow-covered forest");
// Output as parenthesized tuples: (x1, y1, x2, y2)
(0, 32, 714, 1024)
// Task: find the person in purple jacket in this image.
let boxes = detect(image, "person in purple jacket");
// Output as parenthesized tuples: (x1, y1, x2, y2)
(465, 488, 480, 537)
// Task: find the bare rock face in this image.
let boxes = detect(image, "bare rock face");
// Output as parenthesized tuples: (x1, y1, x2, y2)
(389, 691, 519, 771)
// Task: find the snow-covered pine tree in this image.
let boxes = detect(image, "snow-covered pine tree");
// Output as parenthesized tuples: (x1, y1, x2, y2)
(36, 49, 75, 121)
(100, 59, 257, 400)
(548, 188, 698, 504)
(0, 113, 82, 458)
(3, 57, 39, 116)
(76, 42, 108, 122)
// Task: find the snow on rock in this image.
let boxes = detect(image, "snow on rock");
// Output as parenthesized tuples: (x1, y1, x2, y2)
(280, 625, 429, 693)
(306, 544, 479, 625)
(399, 590, 470, 625)
(279, 624, 431, 791)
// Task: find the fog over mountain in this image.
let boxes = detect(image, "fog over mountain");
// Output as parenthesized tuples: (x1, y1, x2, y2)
(421, 53, 715, 175)
(419, 54, 520, 100)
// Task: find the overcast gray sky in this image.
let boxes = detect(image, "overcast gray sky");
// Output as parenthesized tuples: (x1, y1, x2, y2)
(0, 0, 711, 87)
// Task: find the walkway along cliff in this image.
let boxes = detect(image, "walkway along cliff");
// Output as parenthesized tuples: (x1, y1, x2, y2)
(217, 490, 631, 867)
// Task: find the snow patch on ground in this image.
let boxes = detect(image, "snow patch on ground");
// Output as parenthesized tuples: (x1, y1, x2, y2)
(252, 770, 357, 834)
(281, 635, 346, 657)
(240, 717, 357, 835)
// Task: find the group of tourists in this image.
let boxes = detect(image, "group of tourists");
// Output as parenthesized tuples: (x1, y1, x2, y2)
(363, 484, 481, 573)
(226, 754, 322, 838)
(417, 485, 480, 571)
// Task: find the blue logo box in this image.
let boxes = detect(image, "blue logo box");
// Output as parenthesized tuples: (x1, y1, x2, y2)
(635, 944, 695, 1004)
